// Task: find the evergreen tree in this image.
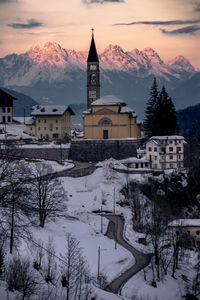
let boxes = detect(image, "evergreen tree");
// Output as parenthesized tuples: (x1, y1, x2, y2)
(156, 86, 178, 136)
(144, 79, 178, 136)
(143, 77, 159, 137)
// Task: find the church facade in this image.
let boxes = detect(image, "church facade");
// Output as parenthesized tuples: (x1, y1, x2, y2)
(84, 32, 141, 140)
(83, 95, 141, 139)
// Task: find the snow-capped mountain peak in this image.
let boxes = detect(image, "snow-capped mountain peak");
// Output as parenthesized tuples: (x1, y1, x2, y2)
(167, 55, 196, 73)
(0, 42, 197, 88)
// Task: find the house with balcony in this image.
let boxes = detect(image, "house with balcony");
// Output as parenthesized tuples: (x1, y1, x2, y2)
(145, 136, 185, 170)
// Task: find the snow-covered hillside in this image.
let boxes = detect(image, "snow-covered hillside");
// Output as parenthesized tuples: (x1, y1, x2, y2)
(0, 159, 198, 300)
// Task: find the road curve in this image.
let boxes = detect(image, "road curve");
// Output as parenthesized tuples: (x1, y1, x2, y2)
(104, 215, 152, 294)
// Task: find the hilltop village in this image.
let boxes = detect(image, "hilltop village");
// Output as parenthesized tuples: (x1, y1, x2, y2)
(0, 32, 186, 170)
(0, 33, 199, 300)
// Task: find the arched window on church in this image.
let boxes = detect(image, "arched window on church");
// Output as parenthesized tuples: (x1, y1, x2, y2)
(99, 118, 112, 126)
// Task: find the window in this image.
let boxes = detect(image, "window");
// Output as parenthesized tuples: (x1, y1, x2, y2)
(7, 107, 10, 113)
(53, 133, 59, 138)
(56, 120, 58, 123)
(44, 127, 46, 130)
(170, 155, 173, 159)
(154, 147, 157, 152)
(162, 155, 165, 159)
(161, 147, 165, 153)
(154, 164, 157, 169)
(38, 127, 40, 131)
(103, 130, 108, 139)
(178, 154, 181, 159)
(148, 147, 152, 152)
(145, 163, 148, 167)
(154, 156, 157, 160)
(7, 116, 11, 122)
(2, 108, 5, 113)
(196, 231, 200, 235)
(3, 116, 5, 123)
(99, 118, 112, 126)
(56, 127, 58, 131)
(177, 147, 181, 152)
(170, 140, 173, 144)
(169, 147, 173, 152)
(38, 120, 41, 123)
(44, 120, 46, 123)
(169, 163, 173, 168)
(30, 127, 32, 131)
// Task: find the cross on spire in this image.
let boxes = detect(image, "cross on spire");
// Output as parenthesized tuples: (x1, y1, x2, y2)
(91, 28, 94, 37)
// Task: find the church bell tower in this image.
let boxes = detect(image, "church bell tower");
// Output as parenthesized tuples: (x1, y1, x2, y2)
(87, 29, 100, 109)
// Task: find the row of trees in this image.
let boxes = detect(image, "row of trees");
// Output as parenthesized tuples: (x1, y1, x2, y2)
(143, 78, 178, 137)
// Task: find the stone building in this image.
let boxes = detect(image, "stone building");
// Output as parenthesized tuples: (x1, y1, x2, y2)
(83, 95, 141, 139)
(145, 136, 185, 169)
(26, 105, 75, 140)
(0, 88, 16, 124)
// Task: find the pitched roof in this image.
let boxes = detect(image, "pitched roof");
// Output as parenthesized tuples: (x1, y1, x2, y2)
(31, 105, 75, 116)
(87, 35, 99, 62)
(150, 135, 185, 140)
(0, 88, 16, 100)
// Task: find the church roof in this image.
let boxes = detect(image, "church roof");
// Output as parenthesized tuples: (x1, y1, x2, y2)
(87, 35, 99, 62)
(91, 95, 126, 106)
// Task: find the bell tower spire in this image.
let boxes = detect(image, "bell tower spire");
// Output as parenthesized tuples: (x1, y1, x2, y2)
(87, 29, 100, 109)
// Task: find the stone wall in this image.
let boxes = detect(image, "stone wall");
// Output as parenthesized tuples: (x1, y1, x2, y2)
(69, 138, 145, 162)
(0, 147, 70, 161)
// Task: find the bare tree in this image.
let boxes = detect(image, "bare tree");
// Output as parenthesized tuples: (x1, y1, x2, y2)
(5, 255, 38, 300)
(29, 163, 67, 227)
(60, 233, 90, 300)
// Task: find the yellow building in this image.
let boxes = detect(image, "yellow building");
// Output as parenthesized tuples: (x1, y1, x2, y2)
(83, 95, 141, 139)
(26, 105, 75, 140)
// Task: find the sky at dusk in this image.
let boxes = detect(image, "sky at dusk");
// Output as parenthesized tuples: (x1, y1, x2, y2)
(0, 0, 200, 67)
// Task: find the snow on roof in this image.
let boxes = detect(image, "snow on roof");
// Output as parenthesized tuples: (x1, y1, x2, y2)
(31, 105, 75, 116)
(82, 108, 92, 115)
(120, 106, 135, 113)
(91, 95, 126, 106)
(120, 157, 148, 164)
(137, 148, 146, 154)
(169, 219, 200, 227)
(150, 135, 185, 140)
(25, 117, 35, 125)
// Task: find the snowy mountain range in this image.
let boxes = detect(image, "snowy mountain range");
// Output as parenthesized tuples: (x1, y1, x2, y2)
(0, 42, 198, 118)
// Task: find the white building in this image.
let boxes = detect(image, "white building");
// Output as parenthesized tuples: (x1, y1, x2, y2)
(146, 136, 186, 170)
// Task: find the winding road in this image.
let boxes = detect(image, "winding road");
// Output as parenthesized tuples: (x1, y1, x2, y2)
(104, 215, 152, 294)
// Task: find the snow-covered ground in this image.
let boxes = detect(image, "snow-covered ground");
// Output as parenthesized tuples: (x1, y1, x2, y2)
(0, 158, 196, 300)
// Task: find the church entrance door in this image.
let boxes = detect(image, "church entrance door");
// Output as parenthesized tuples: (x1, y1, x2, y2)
(103, 130, 108, 139)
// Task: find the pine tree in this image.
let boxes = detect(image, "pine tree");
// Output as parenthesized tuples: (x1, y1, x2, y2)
(156, 87, 178, 136)
(143, 77, 159, 137)
(144, 79, 178, 137)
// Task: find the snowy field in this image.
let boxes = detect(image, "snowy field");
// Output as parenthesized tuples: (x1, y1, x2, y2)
(0, 158, 197, 300)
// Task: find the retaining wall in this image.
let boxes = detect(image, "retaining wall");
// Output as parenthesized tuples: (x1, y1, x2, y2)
(69, 138, 145, 162)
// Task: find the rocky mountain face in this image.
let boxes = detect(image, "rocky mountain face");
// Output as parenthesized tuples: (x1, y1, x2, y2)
(0, 42, 198, 119)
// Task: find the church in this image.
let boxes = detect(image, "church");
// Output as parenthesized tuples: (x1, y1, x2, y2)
(83, 31, 141, 140)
